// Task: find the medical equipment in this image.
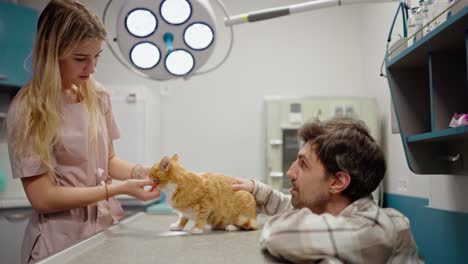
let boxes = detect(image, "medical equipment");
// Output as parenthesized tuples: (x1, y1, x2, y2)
(382, 0, 460, 76)
(103, 0, 406, 81)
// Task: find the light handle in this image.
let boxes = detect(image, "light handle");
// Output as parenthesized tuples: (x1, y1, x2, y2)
(225, 0, 402, 26)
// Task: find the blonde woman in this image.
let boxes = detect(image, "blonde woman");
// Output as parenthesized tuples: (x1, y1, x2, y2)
(6, 1, 160, 263)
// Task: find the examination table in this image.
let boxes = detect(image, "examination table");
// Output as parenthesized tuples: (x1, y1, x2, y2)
(36, 213, 280, 264)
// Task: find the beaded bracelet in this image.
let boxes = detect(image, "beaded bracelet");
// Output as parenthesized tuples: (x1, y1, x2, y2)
(101, 181, 109, 201)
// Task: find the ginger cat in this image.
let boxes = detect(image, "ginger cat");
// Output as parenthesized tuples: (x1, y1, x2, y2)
(149, 154, 258, 234)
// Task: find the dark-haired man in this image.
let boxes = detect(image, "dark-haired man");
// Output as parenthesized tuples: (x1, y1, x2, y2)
(233, 117, 419, 263)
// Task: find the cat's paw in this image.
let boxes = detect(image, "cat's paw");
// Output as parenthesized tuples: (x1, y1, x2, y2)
(190, 227, 203, 234)
(225, 224, 239, 231)
(169, 223, 183, 231)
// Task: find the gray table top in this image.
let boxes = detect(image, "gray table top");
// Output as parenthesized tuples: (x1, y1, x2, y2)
(37, 212, 284, 264)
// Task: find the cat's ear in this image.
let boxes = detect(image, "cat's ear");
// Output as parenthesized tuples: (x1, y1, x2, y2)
(171, 154, 179, 162)
(161, 156, 171, 171)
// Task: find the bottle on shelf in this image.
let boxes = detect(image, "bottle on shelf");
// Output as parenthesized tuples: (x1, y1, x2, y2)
(434, 0, 455, 27)
(420, 0, 434, 36)
(407, 6, 423, 45)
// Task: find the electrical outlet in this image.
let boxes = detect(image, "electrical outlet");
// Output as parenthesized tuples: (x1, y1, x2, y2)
(160, 85, 172, 96)
(333, 105, 344, 116)
(344, 105, 355, 116)
(397, 177, 409, 193)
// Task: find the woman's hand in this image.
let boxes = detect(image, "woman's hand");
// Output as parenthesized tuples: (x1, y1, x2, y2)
(139, 166, 157, 189)
(231, 177, 254, 193)
(120, 179, 160, 201)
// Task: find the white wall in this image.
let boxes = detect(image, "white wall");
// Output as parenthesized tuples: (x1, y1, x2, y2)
(359, 2, 428, 198)
(158, 2, 366, 179)
(87, 0, 366, 180)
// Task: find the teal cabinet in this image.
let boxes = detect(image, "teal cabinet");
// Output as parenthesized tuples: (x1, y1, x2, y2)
(386, 6, 468, 174)
(0, 2, 38, 88)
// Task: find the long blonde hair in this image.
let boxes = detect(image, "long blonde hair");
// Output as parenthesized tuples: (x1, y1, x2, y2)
(11, 0, 107, 180)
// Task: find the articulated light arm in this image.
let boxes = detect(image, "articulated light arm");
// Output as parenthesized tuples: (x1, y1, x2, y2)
(225, 0, 404, 26)
(108, 0, 409, 80)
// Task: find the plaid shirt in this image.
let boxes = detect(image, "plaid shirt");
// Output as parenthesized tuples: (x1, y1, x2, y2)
(252, 180, 420, 264)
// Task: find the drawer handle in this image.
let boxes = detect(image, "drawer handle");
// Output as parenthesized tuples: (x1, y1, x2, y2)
(3, 213, 30, 222)
(269, 172, 284, 177)
(126, 93, 137, 104)
(269, 139, 283, 146)
(0, 74, 8, 80)
(439, 154, 461, 162)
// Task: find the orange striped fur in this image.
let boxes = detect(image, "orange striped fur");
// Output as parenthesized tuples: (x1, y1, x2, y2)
(149, 154, 258, 234)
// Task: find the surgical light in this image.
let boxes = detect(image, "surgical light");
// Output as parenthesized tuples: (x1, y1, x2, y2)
(113, 0, 216, 81)
(105, 0, 405, 81)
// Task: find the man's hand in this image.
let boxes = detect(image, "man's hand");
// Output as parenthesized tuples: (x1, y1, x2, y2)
(231, 177, 254, 193)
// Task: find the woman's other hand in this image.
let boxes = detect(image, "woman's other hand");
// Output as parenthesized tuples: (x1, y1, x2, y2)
(121, 179, 160, 201)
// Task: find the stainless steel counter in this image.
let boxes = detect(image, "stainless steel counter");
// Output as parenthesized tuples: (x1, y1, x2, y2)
(0, 207, 32, 264)
(0, 198, 31, 209)
(37, 213, 281, 264)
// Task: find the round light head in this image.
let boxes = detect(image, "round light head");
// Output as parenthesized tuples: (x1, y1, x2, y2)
(160, 0, 192, 25)
(130, 42, 161, 69)
(165, 50, 194, 76)
(117, 0, 217, 80)
(125, 9, 157, 37)
(184, 22, 214, 50)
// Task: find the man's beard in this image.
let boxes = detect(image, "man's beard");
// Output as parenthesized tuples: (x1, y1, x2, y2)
(291, 192, 329, 214)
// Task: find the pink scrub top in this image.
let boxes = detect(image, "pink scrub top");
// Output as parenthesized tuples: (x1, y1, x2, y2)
(7, 87, 125, 264)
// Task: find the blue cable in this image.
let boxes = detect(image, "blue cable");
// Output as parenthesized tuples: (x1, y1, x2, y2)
(401, 2, 408, 38)
(387, 3, 402, 42)
(387, 2, 409, 42)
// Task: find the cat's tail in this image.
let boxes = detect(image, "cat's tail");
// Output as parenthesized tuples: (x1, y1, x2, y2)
(238, 216, 258, 230)
(248, 218, 258, 230)
(236, 190, 258, 230)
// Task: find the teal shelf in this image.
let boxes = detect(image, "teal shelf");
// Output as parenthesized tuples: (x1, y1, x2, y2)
(387, 6, 468, 68)
(146, 202, 175, 214)
(386, 4, 468, 174)
(407, 126, 468, 143)
(0, 2, 38, 88)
